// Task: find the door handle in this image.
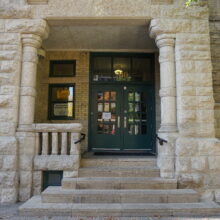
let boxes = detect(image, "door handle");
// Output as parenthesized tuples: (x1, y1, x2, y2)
(124, 117, 127, 128)
(117, 116, 120, 128)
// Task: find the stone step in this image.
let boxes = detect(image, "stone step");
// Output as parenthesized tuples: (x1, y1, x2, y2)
(19, 196, 220, 217)
(62, 177, 177, 190)
(80, 157, 157, 168)
(78, 166, 160, 177)
(42, 187, 199, 204)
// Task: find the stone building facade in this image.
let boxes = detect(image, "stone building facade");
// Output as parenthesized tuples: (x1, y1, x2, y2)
(0, 0, 220, 206)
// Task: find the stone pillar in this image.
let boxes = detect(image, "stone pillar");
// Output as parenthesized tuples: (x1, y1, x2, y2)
(16, 21, 49, 201)
(17, 34, 42, 201)
(156, 35, 177, 133)
(19, 34, 42, 127)
(150, 21, 178, 179)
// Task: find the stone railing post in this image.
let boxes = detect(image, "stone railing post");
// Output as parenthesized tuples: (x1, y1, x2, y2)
(156, 35, 177, 133)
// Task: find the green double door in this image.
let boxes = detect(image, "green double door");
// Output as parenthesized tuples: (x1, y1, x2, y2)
(90, 84, 156, 153)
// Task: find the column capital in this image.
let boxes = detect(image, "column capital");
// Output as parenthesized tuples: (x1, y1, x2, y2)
(21, 34, 42, 48)
(156, 35, 175, 48)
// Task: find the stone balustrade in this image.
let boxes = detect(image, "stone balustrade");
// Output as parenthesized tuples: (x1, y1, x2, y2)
(34, 123, 82, 156)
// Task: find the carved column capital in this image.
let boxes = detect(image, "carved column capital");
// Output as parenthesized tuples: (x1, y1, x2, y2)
(156, 35, 175, 48)
(22, 34, 42, 49)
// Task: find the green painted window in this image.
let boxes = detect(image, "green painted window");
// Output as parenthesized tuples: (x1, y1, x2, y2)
(48, 84, 75, 120)
(49, 60, 76, 77)
(42, 171, 63, 191)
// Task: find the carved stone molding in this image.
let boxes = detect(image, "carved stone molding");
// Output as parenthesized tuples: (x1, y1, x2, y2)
(27, 0, 48, 5)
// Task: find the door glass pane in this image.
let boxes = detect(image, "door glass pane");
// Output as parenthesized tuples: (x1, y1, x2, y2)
(96, 90, 117, 135)
(135, 103, 140, 112)
(111, 92, 116, 101)
(113, 57, 131, 81)
(135, 92, 141, 102)
(134, 125, 139, 135)
(128, 103, 134, 112)
(93, 57, 112, 81)
(111, 113, 116, 122)
(104, 103, 110, 112)
(128, 92, 134, 102)
(128, 124, 134, 135)
(104, 92, 110, 101)
(97, 113, 102, 122)
(132, 58, 151, 82)
(97, 124, 104, 134)
(141, 124, 147, 134)
(111, 103, 116, 113)
(127, 90, 147, 136)
(98, 103, 103, 112)
(98, 92, 103, 101)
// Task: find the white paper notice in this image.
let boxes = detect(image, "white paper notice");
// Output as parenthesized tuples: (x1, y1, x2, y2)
(102, 112, 111, 120)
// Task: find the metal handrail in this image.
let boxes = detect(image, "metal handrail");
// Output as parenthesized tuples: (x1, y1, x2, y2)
(74, 133, 86, 144)
(156, 135, 168, 146)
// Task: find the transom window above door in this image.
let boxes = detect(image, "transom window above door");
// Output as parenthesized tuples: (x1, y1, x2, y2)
(92, 53, 154, 83)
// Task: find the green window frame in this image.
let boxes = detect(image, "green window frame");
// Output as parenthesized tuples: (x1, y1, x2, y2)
(48, 84, 75, 120)
(49, 60, 76, 77)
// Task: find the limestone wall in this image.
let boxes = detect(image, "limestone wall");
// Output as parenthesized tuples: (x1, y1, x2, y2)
(0, 30, 21, 203)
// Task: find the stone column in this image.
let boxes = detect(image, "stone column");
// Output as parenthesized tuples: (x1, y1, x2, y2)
(156, 35, 177, 133)
(150, 20, 178, 178)
(19, 34, 42, 127)
(17, 34, 43, 201)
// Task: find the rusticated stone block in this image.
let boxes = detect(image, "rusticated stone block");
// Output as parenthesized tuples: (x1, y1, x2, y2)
(0, 137, 17, 155)
(191, 20, 209, 33)
(176, 33, 210, 45)
(2, 155, 17, 171)
(178, 110, 196, 124)
(176, 50, 210, 61)
(176, 138, 198, 156)
(0, 33, 20, 45)
(0, 60, 20, 73)
(196, 87, 213, 96)
(0, 109, 17, 123)
(195, 60, 212, 73)
(191, 156, 207, 171)
(1, 188, 17, 203)
(0, 171, 18, 188)
(0, 51, 18, 60)
(19, 187, 31, 202)
(19, 155, 33, 171)
(177, 87, 196, 96)
(177, 173, 204, 188)
(176, 157, 191, 173)
(208, 156, 220, 170)
(197, 110, 214, 123)
(0, 95, 15, 107)
(20, 171, 32, 188)
(175, 61, 195, 74)
(34, 155, 80, 171)
(198, 139, 220, 156)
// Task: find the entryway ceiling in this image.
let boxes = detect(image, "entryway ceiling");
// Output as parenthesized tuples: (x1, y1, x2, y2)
(43, 19, 157, 51)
